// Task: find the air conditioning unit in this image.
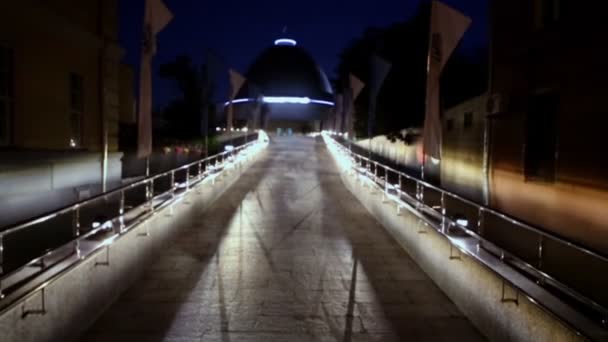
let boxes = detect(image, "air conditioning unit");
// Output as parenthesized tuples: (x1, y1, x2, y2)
(487, 93, 508, 114)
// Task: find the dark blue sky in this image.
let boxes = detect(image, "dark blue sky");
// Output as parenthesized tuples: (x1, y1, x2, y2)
(119, 0, 488, 106)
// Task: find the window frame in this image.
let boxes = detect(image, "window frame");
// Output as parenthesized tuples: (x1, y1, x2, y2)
(446, 118, 454, 132)
(523, 90, 559, 183)
(463, 111, 473, 129)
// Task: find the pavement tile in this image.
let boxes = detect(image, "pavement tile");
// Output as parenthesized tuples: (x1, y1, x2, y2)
(79, 137, 484, 342)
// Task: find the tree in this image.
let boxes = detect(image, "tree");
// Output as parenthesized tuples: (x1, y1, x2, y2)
(158, 55, 215, 141)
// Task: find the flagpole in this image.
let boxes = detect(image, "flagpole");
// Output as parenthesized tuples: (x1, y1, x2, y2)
(137, 0, 172, 185)
(422, 3, 434, 182)
(482, 0, 495, 206)
(97, 1, 109, 193)
(203, 61, 210, 158)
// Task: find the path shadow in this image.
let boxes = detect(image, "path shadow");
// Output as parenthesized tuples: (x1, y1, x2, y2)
(80, 151, 273, 342)
(314, 139, 485, 341)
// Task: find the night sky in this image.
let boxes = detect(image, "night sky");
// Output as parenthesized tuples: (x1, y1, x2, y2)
(119, 0, 489, 106)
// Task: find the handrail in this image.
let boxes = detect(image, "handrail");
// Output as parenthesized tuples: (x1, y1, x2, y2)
(0, 133, 267, 301)
(338, 137, 608, 264)
(322, 132, 608, 329)
(1, 142, 246, 236)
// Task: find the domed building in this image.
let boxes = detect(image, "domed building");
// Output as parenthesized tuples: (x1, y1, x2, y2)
(229, 38, 334, 134)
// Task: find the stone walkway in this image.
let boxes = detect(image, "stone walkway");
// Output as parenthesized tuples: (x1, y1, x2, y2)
(81, 136, 484, 342)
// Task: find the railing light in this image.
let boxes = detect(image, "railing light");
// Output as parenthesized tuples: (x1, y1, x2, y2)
(456, 219, 469, 227)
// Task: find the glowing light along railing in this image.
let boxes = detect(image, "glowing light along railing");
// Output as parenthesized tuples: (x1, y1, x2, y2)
(0, 133, 268, 307)
(321, 131, 608, 339)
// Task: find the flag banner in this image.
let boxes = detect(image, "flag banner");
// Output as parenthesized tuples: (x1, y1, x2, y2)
(368, 55, 391, 138)
(229, 69, 246, 99)
(344, 73, 365, 138)
(350, 73, 365, 101)
(422, 0, 471, 162)
(227, 69, 246, 130)
(137, 0, 173, 158)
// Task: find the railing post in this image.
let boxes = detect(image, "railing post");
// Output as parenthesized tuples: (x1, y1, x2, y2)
(477, 207, 485, 236)
(0, 233, 4, 299)
(440, 192, 447, 233)
(398, 174, 402, 198)
(72, 206, 80, 256)
(416, 181, 424, 209)
(382, 169, 389, 203)
(198, 161, 202, 180)
(170, 171, 176, 199)
(119, 190, 126, 232)
(147, 179, 155, 214)
(537, 235, 544, 270)
(185, 167, 190, 190)
(374, 162, 378, 182)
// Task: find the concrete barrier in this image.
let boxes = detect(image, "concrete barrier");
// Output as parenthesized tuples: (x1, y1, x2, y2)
(0, 146, 266, 342)
(330, 153, 584, 342)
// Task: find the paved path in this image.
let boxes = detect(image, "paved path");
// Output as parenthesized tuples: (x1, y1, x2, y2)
(82, 136, 484, 342)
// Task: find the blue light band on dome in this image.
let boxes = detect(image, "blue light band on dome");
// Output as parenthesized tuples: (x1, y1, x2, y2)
(228, 98, 250, 105)
(310, 99, 335, 106)
(274, 38, 297, 46)
(224, 96, 334, 107)
(264, 96, 310, 104)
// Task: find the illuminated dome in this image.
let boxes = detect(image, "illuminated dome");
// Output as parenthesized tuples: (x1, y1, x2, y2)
(230, 38, 334, 126)
(237, 39, 333, 102)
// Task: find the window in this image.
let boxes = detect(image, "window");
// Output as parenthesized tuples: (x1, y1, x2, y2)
(463, 112, 473, 129)
(524, 92, 558, 182)
(0, 46, 13, 146)
(446, 118, 454, 132)
(69, 72, 84, 148)
(535, 0, 560, 29)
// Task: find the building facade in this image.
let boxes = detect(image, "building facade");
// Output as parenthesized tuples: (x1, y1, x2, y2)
(485, 0, 608, 312)
(0, 0, 133, 227)
(488, 0, 608, 254)
(0, 0, 129, 151)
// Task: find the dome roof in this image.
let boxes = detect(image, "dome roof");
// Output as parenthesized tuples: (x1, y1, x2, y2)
(237, 41, 333, 101)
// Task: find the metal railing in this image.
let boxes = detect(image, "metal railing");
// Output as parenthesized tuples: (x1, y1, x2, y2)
(0, 135, 267, 309)
(323, 132, 608, 337)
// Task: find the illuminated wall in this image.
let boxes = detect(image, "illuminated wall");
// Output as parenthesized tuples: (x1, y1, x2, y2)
(489, 0, 608, 254)
(440, 94, 487, 203)
(356, 131, 421, 174)
(0, 1, 126, 152)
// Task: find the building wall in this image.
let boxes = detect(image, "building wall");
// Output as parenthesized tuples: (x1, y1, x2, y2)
(355, 131, 422, 175)
(441, 94, 487, 203)
(0, 0, 123, 151)
(489, 0, 608, 254)
(351, 94, 488, 204)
